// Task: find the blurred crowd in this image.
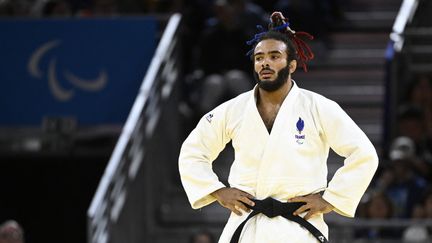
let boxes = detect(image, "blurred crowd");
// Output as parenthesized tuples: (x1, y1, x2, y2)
(0, 0, 179, 17)
(357, 73, 432, 242)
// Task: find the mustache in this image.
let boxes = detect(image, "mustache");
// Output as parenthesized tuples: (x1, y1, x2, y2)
(259, 67, 275, 74)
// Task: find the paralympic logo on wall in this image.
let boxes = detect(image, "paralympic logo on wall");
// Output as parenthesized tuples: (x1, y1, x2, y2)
(27, 40, 108, 101)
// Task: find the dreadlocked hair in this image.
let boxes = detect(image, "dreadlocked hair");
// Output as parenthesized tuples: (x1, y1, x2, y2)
(246, 12, 314, 72)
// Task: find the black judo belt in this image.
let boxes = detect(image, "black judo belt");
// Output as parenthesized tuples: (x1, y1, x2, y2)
(230, 197, 329, 243)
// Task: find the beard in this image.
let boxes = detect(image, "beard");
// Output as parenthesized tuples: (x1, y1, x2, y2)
(254, 65, 290, 92)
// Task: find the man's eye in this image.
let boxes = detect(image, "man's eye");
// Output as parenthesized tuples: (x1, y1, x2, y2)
(255, 57, 263, 61)
(271, 55, 279, 59)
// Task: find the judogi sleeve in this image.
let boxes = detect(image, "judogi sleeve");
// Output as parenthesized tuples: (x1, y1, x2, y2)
(318, 97, 379, 217)
(179, 103, 232, 209)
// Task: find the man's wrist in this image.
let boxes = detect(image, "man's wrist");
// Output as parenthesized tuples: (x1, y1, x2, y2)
(211, 187, 225, 200)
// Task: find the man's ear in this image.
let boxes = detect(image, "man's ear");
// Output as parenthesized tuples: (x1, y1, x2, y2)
(289, 60, 297, 74)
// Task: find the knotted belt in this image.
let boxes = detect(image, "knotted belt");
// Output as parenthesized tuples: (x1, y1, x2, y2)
(230, 197, 329, 243)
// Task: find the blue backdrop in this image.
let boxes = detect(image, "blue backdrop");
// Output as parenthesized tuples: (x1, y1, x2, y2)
(0, 17, 156, 125)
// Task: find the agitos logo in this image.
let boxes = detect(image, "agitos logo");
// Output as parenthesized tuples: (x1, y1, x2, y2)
(27, 40, 107, 101)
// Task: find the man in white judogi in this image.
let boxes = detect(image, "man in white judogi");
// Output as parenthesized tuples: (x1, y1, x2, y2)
(179, 12, 378, 243)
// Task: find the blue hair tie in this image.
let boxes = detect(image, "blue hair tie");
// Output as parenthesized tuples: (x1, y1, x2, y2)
(246, 32, 266, 46)
(272, 22, 290, 31)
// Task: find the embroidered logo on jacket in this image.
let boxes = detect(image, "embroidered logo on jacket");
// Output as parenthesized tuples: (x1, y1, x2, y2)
(295, 117, 305, 144)
(205, 113, 214, 123)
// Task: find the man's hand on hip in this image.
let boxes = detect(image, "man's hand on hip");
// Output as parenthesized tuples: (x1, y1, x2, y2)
(288, 193, 335, 220)
(211, 187, 255, 216)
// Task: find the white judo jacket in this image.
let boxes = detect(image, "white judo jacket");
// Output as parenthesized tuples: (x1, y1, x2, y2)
(179, 81, 378, 242)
